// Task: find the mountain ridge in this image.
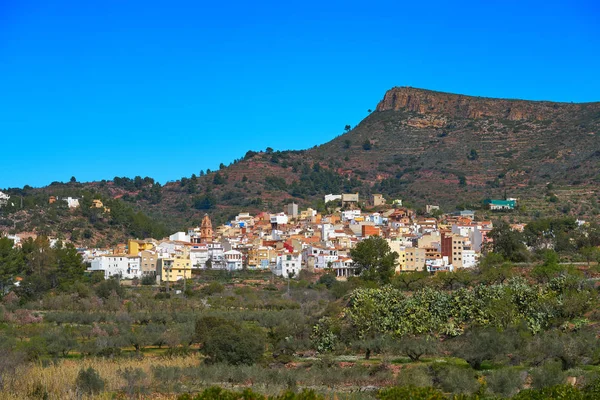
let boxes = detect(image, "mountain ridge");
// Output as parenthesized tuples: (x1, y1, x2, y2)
(376, 86, 599, 120)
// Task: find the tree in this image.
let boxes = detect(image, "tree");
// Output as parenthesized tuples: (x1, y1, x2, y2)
(362, 139, 372, 151)
(451, 327, 511, 370)
(478, 253, 513, 284)
(70, 176, 77, 183)
(202, 324, 265, 365)
(531, 250, 563, 283)
(487, 220, 529, 262)
(393, 271, 428, 290)
(467, 149, 479, 160)
(212, 173, 225, 185)
(398, 335, 437, 362)
(580, 246, 600, 266)
(350, 236, 398, 284)
(344, 124, 351, 132)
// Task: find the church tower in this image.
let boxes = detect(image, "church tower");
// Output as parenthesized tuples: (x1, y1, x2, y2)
(200, 214, 213, 243)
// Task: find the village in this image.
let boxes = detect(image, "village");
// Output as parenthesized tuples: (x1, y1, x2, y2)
(43, 193, 520, 285)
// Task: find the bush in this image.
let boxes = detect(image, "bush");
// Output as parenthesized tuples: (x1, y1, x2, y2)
(95, 278, 124, 299)
(529, 361, 566, 390)
(433, 365, 479, 395)
(202, 324, 265, 365)
(377, 386, 445, 400)
(141, 275, 155, 285)
(396, 366, 433, 388)
(75, 367, 105, 395)
(201, 282, 225, 296)
(317, 273, 337, 289)
(486, 368, 525, 397)
(512, 384, 585, 400)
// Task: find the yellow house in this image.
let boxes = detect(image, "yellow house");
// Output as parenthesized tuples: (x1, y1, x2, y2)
(128, 239, 155, 256)
(404, 247, 426, 272)
(396, 248, 406, 272)
(387, 239, 406, 273)
(248, 246, 274, 268)
(158, 256, 192, 282)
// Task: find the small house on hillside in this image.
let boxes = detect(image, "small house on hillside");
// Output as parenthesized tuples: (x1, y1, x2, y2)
(484, 199, 516, 211)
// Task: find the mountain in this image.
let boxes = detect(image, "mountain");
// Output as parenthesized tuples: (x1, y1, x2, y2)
(1, 87, 599, 246)
(313, 87, 600, 208)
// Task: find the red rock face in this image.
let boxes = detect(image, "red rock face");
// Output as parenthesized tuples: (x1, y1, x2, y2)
(375, 86, 586, 121)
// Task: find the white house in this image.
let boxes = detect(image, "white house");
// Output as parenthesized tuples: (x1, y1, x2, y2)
(89, 255, 142, 279)
(234, 212, 255, 227)
(324, 194, 342, 203)
(321, 223, 336, 241)
(190, 245, 210, 268)
(65, 197, 80, 209)
(462, 250, 478, 268)
(426, 256, 453, 273)
(224, 250, 243, 271)
(270, 213, 289, 226)
(273, 252, 302, 279)
(169, 232, 190, 242)
(451, 223, 475, 238)
(207, 242, 224, 268)
(341, 209, 361, 222)
(314, 248, 339, 269)
(331, 257, 356, 279)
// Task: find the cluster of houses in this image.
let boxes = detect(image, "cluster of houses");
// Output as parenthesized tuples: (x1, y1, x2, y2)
(80, 193, 499, 283)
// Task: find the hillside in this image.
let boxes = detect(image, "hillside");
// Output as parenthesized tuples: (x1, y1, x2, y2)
(1, 87, 599, 245)
(312, 87, 600, 209)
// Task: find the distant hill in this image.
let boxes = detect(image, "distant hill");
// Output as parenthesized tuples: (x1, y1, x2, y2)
(1, 87, 599, 246)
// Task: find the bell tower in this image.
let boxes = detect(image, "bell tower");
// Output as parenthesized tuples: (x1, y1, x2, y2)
(200, 214, 213, 243)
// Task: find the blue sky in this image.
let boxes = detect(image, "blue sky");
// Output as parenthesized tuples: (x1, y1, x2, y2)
(1, 0, 599, 188)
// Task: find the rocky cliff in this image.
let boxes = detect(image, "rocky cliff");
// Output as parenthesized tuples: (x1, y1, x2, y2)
(375, 86, 594, 121)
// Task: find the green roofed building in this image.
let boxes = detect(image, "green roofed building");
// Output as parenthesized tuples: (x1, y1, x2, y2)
(484, 199, 516, 210)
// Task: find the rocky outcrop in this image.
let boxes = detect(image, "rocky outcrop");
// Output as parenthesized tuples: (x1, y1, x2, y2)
(375, 86, 590, 121)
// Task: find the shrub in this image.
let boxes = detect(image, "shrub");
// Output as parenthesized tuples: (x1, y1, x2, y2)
(118, 367, 148, 397)
(377, 386, 445, 400)
(75, 367, 105, 395)
(486, 368, 525, 397)
(396, 366, 433, 388)
(316, 273, 337, 289)
(512, 384, 584, 400)
(95, 278, 124, 299)
(529, 361, 566, 390)
(433, 365, 479, 395)
(203, 324, 265, 365)
(201, 282, 225, 296)
(141, 275, 155, 285)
